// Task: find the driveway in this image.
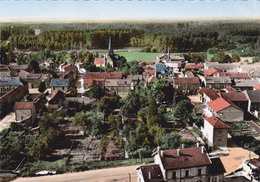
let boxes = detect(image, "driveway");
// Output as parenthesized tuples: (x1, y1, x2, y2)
(0, 112, 15, 131)
(12, 164, 142, 182)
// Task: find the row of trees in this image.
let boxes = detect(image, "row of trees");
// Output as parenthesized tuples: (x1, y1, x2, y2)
(2, 22, 260, 56)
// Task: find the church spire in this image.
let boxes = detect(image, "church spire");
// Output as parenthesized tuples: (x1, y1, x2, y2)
(108, 36, 114, 56)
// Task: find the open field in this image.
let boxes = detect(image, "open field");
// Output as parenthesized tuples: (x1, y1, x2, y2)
(94, 51, 186, 62)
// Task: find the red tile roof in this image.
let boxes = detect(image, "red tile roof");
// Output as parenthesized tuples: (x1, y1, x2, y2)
(205, 116, 229, 129)
(185, 64, 204, 70)
(49, 89, 65, 103)
(207, 97, 242, 112)
(254, 84, 260, 90)
(0, 86, 26, 102)
(160, 147, 211, 170)
(64, 64, 77, 69)
(82, 72, 123, 80)
(24, 67, 34, 73)
(14, 102, 34, 110)
(221, 92, 247, 102)
(60, 71, 74, 79)
(225, 86, 238, 93)
(138, 164, 164, 182)
(84, 78, 105, 86)
(94, 58, 105, 65)
(143, 69, 156, 76)
(198, 88, 206, 95)
(204, 68, 221, 76)
(174, 77, 200, 84)
(203, 89, 220, 101)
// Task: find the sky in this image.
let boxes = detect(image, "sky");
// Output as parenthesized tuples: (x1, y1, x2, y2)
(1, 0, 260, 20)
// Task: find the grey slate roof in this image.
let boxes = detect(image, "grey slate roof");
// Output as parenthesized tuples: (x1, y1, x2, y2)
(156, 63, 171, 75)
(50, 79, 69, 87)
(0, 77, 24, 87)
(235, 80, 260, 87)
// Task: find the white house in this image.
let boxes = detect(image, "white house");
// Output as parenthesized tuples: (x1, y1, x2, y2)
(202, 116, 229, 149)
(14, 101, 36, 122)
(136, 147, 226, 182)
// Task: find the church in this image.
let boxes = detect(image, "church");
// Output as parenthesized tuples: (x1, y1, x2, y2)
(105, 37, 124, 68)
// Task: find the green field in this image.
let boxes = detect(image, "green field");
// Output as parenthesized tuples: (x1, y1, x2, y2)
(93, 51, 187, 62)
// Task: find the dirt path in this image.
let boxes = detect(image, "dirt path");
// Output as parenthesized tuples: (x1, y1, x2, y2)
(0, 112, 15, 131)
(12, 164, 142, 182)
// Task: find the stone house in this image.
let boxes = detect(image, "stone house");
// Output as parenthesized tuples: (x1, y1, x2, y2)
(156, 63, 172, 79)
(0, 77, 25, 96)
(202, 116, 229, 149)
(14, 101, 36, 122)
(50, 79, 69, 94)
(234, 80, 260, 91)
(82, 72, 123, 89)
(105, 79, 132, 98)
(207, 97, 244, 122)
(19, 73, 52, 89)
(63, 64, 78, 75)
(202, 76, 231, 89)
(136, 147, 225, 182)
(173, 77, 200, 95)
(0, 64, 15, 78)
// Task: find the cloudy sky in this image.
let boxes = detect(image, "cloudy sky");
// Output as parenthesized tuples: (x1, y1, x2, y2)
(1, 0, 260, 20)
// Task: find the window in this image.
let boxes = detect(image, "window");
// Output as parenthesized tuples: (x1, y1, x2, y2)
(218, 139, 222, 142)
(198, 168, 201, 176)
(62, 87, 64, 90)
(185, 170, 189, 178)
(219, 131, 222, 133)
(172, 171, 176, 179)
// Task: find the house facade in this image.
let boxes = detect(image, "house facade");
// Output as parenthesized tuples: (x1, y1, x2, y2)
(173, 77, 200, 95)
(14, 101, 36, 122)
(63, 64, 78, 75)
(202, 116, 229, 149)
(0, 77, 25, 96)
(50, 79, 69, 94)
(207, 97, 244, 122)
(136, 147, 225, 182)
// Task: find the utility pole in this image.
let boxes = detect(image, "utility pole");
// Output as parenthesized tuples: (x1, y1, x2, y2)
(128, 172, 131, 182)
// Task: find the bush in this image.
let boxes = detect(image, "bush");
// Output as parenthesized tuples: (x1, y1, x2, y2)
(140, 46, 151, 52)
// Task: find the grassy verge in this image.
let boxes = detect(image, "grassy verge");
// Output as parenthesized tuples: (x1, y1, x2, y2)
(19, 157, 153, 177)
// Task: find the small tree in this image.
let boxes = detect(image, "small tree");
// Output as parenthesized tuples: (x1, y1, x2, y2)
(38, 81, 46, 93)
(84, 81, 103, 100)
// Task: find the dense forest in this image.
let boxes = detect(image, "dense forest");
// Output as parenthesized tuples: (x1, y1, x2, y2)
(1, 22, 260, 56)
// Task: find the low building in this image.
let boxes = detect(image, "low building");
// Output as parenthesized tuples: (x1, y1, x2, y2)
(50, 79, 69, 94)
(136, 147, 225, 182)
(173, 77, 200, 95)
(48, 89, 65, 109)
(94, 57, 105, 67)
(202, 76, 231, 89)
(202, 116, 229, 149)
(234, 80, 260, 91)
(0, 64, 15, 78)
(105, 79, 132, 98)
(207, 97, 244, 122)
(14, 101, 36, 122)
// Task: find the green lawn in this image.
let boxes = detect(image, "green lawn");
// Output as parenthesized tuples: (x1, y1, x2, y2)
(92, 51, 187, 62)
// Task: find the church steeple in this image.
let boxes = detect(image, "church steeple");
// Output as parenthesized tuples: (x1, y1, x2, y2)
(108, 36, 114, 56)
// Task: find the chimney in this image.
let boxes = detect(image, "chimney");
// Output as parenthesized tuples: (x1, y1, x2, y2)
(157, 146, 161, 152)
(177, 148, 180, 156)
(201, 146, 204, 153)
(161, 150, 164, 157)
(182, 144, 185, 149)
(197, 142, 200, 147)
(148, 172, 152, 179)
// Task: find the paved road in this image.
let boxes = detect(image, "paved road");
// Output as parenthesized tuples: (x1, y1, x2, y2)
(12, 164, 143, 182)
(0, 112, 15, 131)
